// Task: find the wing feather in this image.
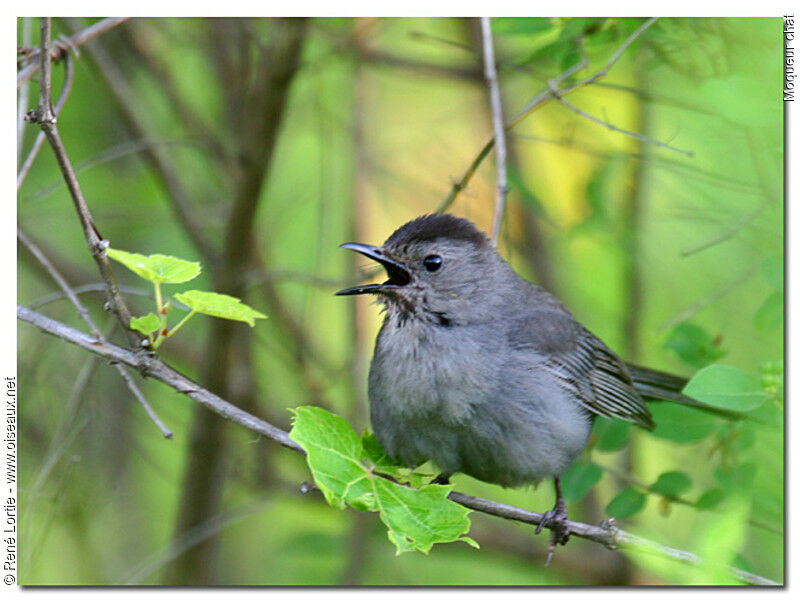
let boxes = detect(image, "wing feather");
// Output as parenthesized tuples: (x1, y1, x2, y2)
(509, 310, 655, 430)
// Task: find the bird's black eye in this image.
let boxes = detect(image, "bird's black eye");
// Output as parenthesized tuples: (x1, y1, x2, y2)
(423, 255, 442, 272)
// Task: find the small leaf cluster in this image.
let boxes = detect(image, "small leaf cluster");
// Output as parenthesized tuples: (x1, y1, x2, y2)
(289, 406, 478, 555)
(107, 248, 266, 349)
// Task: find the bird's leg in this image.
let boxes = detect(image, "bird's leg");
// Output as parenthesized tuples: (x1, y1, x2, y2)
(535, 477, 570, 564)
(430, 472, 452, 485)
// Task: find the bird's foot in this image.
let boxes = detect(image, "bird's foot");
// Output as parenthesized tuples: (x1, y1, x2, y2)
(535, 499, 570, 565)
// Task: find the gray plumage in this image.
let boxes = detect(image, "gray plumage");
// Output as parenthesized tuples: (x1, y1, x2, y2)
(337, 214, 658, 490)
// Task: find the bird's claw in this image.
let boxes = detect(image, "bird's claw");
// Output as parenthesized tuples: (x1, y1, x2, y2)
(535, 502, 570, 565)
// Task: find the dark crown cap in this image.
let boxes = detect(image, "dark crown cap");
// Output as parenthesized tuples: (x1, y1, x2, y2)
(384, 214, 489, 249)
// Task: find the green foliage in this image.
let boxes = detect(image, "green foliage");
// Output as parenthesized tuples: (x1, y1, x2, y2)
(491, 17, 553, 36)
(649, 403, 718, 443)
(663, 323, 726, 369)
(695, 488, 725, 510)
(651, 471, 692, 498)
(606, 487, 646, 519)
(129, 312, 161, 336)
(105, 248, 201, 283)
(560, 460, 602, 503)
(106, 246, 266, 347)
(683, 365, 768, 412)
(174, 290, 267, 327)
(592, 417, 631, 451)
(288, 406, 478, 555)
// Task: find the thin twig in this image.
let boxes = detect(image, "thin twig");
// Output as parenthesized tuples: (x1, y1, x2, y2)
(547, 84, 694, 157)
(30, 18, 139, 348)
(18, 229, 172, 438)
(17, 17, 130, 88)
(438, 17, 660, 213)
(28, 283, 183, 311)
(16, 305, 779, 586)
(479, 17, 508, 244)
(18, 52, 74, 189)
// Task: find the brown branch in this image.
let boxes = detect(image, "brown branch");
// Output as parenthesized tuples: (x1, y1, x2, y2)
(17, 17, 130, 88)
(18, 51, 74, 189)
(16, 306, 779, 587)
(29, 17, 139, 348)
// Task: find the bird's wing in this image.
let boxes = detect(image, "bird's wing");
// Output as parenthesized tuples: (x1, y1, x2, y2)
(509, 310, 655, 430)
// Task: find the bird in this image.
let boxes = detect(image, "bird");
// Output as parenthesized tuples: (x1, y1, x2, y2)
(335, 213, 715, 556)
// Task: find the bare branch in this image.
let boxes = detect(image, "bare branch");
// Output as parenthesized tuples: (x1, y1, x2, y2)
(29, 18, 139, 347)
(16, 306, 779, 586)
(17, 228, 171, 438)
(546, 83, 694, 157)
(18, 306, 301, 452)
(17, 17, 130, 88)
(18, 52, 74, 189)
(479, 17, 508, 244)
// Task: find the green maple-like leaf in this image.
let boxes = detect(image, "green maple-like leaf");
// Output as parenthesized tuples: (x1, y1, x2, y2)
(174, 290, 266, 327)
(129, 313, 160, 335)
(107, 248, 201, 284)
(289, 406, 478, 554)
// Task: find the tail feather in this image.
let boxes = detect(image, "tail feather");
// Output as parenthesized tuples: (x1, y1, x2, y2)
(625, 363, 745, 420)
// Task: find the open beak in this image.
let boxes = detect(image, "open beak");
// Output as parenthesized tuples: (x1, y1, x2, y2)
(335, 243, 411, 296)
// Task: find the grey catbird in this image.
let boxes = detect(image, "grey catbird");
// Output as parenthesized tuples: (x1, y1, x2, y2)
(336, 214, 710, 552)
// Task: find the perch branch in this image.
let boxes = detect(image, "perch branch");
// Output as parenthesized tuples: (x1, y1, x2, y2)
(16, 305, 778, 586)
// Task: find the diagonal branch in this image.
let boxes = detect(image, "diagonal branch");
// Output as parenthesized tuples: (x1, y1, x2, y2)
(16, 305, 779, 587)
(29, 17, 139, 348)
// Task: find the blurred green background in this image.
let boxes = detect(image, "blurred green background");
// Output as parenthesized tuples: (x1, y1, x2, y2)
(17, 17, 783, 585)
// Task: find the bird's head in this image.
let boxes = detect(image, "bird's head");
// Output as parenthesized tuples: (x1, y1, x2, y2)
(336, 214, 519, 326)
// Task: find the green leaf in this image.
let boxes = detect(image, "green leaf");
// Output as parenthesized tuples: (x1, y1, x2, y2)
(651, 471, 692, 498)
(288, 406, 478, 554)
(695, 488, 725, 510)
(491, 17, 553, 36)
(606, 487, 646, 519)
(560, 460, 602, 503)
(649, 403, 718, 443)
(174, 290, 267, 327)
(713, 463, 757, 492)
(754, 291, 782, 333)
(129, 313, 160, 335)
(683, 365, 768, 412)
(592, 417, 631, 451)
(107, 248, 201, 284)
(662, 322, 726, 369)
